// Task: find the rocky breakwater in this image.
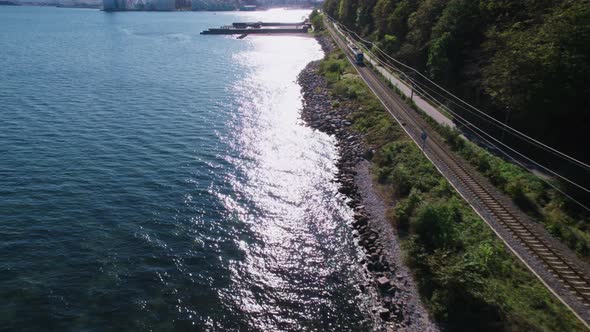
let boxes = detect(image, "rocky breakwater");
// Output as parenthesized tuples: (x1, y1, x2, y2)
(297, 39, 437, 332)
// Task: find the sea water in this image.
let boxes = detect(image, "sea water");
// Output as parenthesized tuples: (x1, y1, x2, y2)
(0, 7, 378, 330)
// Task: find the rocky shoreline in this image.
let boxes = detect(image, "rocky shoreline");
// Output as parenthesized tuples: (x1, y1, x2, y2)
(297, 36, 438, 332)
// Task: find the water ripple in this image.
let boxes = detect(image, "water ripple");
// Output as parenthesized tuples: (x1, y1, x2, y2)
(0, 7, 378, 331)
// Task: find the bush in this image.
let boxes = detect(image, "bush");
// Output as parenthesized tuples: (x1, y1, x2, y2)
(394, 189, 422, 230)
(319, 58, 342, 75)
(319, 53, 347, 75)
(413, 199, 462, 251)
(333, 77, 367, 99)
(309, 9, 324, 32)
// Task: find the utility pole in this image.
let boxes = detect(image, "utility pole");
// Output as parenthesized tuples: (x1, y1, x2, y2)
(501, 73, 514, 142)
(409, 72, 414, 101)
(501, 106, 511, 142)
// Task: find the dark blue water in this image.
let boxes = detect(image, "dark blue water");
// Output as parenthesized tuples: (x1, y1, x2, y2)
(0, 6, 379, 331)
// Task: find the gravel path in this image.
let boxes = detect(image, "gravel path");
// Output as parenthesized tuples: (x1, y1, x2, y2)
(355, 160, 439, 332)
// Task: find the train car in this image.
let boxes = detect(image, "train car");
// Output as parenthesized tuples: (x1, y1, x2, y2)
(348, 44, 364, 65)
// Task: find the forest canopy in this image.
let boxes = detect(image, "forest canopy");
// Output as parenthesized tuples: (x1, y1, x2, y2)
(321, 0, 590, 161)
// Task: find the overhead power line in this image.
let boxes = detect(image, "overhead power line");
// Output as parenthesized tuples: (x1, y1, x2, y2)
(362, 45, 590, 193)
(326, 16, 590, 211)
(326, 15, 590, 172)
(351, 29, 590, 192)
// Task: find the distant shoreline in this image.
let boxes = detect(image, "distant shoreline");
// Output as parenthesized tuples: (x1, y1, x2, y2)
(7, 3, 315, 11)
(5, 3, 100, 8)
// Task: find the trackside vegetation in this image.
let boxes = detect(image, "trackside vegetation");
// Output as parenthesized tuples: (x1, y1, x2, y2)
(317, 50, 585, 331)
(322, 0, 590, 163)
(309, 9, 325, 32)
(351, 25, 590, 261)
(436, 124, 590, 260)
(367, 55, 590, 261)
(320, 0, 590, 258)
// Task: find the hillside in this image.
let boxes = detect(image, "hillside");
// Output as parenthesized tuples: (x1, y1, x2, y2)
(322, 0, 590, 165)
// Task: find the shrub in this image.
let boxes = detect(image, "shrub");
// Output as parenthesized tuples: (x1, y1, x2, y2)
(413, 199, 462, 251)
(309, 9, 324, 31)
(393, 188, 422, 230)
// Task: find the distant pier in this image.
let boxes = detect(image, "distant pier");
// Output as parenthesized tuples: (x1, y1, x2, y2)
(201, 21, 311, 35)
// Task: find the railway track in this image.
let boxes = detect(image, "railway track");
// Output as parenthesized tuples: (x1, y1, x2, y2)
(325, 21, 590, 328)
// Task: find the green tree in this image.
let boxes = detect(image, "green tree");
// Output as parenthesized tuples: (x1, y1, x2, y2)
(356, 0, 378, 35)
(309, 9, 324, 31)
(427, 0, 480, 83)
(338, 0, 359, 28)
(482, 0, 590, 143)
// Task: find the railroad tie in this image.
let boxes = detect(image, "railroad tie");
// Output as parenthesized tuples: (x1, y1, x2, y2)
(560, 271, 584, 279)
(537, 251, 560, 259)
(560, 269, 586, 283)
(519, 233, 539, 240)
(565, 279, 587, 285)
(552, 265, 572, 271)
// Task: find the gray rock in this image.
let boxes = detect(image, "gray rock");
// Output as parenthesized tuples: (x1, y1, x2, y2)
(377, 276, 390, 288)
